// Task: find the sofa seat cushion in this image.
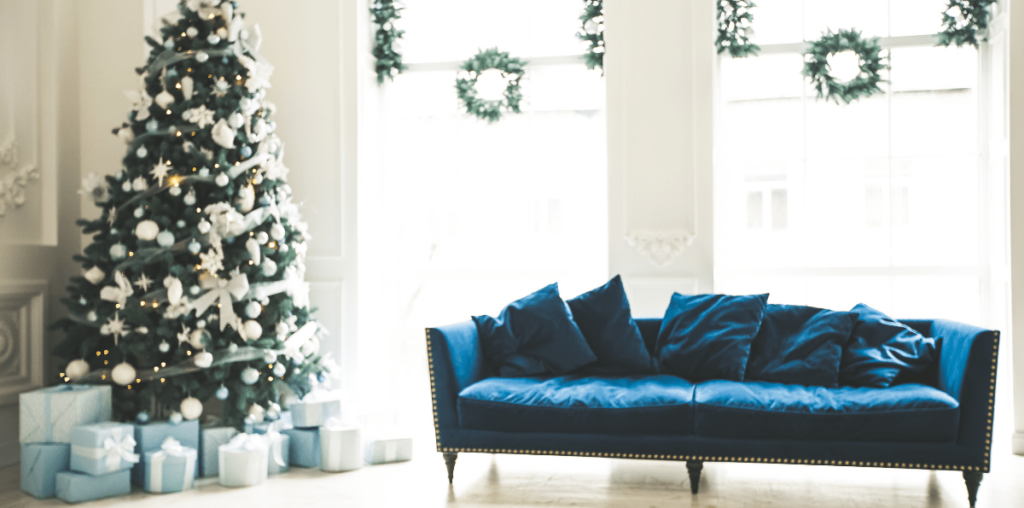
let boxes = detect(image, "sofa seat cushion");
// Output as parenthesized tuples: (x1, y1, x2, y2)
(694, 380, 959, 442)
(458, 375, 696, 435)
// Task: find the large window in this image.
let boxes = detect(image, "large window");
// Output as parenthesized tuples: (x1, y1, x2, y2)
(714, 0, 1003, 326)
(358, 0, 607, 422)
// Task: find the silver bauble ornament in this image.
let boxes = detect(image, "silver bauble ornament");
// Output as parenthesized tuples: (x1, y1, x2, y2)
(194, 351, 214, 368)
(197, 219, 211, 234)
(65, 359, 90, 381)
(135, 220, 160, 241)
(240, 366, 260, 385)
(269, 223, 285, 240)
(242, 320, 262, 341)
(245, 301, 262, 318)
(215, 173, 229, 187)
(273, 363, 286, 377)
(256, 231, 269, 244)
(248, 403, 265, 422)
(157, 231, 175, 247)
(158, 340, 170, 353)
(169, 411, 183, 424)
(261, 259, 278, 276)
(216, 385, 229, 400)
(111, 362, 137, 386)
(180, 397, 203, 420)
(184, 189, 197, 206)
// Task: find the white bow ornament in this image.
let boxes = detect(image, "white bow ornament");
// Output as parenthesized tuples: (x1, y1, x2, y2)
(100, 271, 134, 307)
(192, 272, 249, 331)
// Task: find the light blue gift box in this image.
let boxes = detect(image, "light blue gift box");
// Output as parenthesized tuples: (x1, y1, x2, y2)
(70, 422, 138, 476)
(20, 385, 112, 444)
(131, 419, 199, 486)
(282, 427, 320, 468)
(200, 426, 238, 478)
(218, 434, 268, 487)
(20, 443, 70, 499)
(291, 398, 341, 428)
(55, 469, 130, 504)
(143, 438, 197, 493)
(265, 432, 290, 475)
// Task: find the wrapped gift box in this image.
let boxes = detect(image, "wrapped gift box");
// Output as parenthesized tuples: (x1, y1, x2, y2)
(19, 385, 112, 444)
(218, 434, 269, 487)
(70, 422, 138, 476)
(143, 437, 197, 493)
(131, 419, 199, 486)
(281, 427, 320, 468)
(291, 397, 341, 428)
(55, 470, 130, 504)
(20, 443, 70, 499)
(363, 435, 413, 465)
(264, 432, 290, 475)
(320, 423, 361, 473)
(200, 426, 238, 478)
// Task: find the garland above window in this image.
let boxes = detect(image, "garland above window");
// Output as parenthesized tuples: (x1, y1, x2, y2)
(577, 0, 605, 72)
(717, 0, 759, 58)
(803, 29, 888, 105)
(938, 0, 997, 48)
(456, 48, 527, 123)
(371, 0, 407, 84)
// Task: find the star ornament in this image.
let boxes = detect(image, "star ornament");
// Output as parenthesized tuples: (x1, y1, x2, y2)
(187, 105, 216, 128)
(134, 274, 154, 292)
(150, 160, 171, 187)
(100, 312, 127, 345)
(177, 324, 192, 345)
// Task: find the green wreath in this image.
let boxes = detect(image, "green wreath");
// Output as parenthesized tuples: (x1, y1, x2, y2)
(456, 48, 527, 123)
(938, 0, 996, 48)
(371, 0, 407, 84)
(717, 0, 760, 58)
(576, 0, 605, 72)
(803, 29, 888, 105)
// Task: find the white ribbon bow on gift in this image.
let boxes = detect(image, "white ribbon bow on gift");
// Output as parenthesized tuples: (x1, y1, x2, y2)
(225, 432, 268, 452)
(102, 433, 140, 470)
(263, 421, 288, 467)
(150, 436, 194, 492)
(100, 271, 134, 307)
(192, 272, 249, 331)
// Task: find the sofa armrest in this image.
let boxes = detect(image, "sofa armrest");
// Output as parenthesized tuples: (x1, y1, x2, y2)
(426, 321, 488, 448)
(928, 319, 1000, 460)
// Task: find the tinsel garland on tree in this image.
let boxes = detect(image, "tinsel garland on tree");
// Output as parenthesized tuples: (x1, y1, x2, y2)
(717, 0, 759, 58)
(938, 0, 997, 48)
(52, 0, 331, 428)
(576, 0, 605, 72)
(370, 0, 407, 84)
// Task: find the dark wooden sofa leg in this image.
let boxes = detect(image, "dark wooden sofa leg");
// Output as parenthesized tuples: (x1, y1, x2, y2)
(686, 460, 703, 494)
(443, 452, 458, 484)
(963, 470, 983, 507)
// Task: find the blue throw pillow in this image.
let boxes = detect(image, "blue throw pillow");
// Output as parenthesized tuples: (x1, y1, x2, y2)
(566, 275, 655, 374)
(839, 303, 938, 388)
(746, 304, 857, 388)
(474, 283, 598, 377)
(654, 293, 769, 381)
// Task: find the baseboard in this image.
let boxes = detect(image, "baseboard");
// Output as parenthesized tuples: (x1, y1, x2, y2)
(0, 442, 18, 468)
(1013, 432, 1024, 456)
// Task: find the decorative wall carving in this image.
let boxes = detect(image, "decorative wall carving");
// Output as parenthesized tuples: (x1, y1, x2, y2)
(624, 231, 696, 268)
(0, 282, 45, 406)
(0, 137, 41, 218)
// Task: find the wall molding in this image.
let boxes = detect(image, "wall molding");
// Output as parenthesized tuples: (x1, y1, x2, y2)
(0, 281, 46, 407)
(0, 136, 41, 218)
(624, 231, 696, 268)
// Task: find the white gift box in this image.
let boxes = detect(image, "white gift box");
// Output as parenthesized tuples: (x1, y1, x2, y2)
(290, 394, 341, 428)
(218, 434, 268, 487)
(319, 419, 361, 473)
(363, 435, 413, 465)
(20, 385, 112, 444)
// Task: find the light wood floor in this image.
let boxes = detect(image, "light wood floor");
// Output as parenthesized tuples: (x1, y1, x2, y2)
(3, 431, 1023, 508)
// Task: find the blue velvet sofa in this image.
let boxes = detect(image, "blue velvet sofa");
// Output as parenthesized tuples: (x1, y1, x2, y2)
(426, 317, 1000, 507)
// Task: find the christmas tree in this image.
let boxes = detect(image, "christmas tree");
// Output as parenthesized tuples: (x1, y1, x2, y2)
(53, 0, 331, 427)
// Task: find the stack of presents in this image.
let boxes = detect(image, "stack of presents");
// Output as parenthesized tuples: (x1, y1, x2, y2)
(19, 385, 413, 503)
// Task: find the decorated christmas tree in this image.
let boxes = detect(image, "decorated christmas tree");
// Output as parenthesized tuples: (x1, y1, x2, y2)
(53, 0, 331, 427)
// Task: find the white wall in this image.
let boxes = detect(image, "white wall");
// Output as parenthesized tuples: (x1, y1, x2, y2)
(0, 0, 84, 467)
(1008, 0, 1024, 454)
(604, 0, 715, 316)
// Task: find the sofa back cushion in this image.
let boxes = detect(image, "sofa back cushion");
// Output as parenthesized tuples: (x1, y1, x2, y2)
(654, 293, 769, 381)
(839, 303, 939, 388)
(473, 283, 597, 377)
(745, 304, 857, 388)
(566, 275, 655, 375)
